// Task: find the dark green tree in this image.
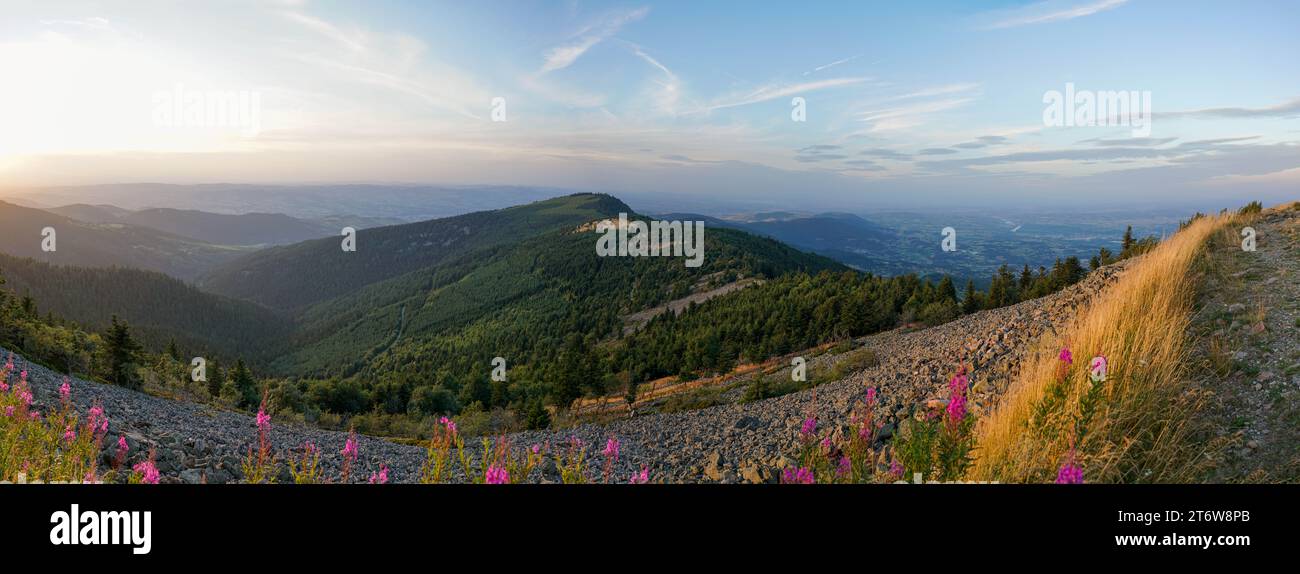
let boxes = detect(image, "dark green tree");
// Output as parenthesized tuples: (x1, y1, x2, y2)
(230, 358, 258, 409)
(103, 315, 143, 389)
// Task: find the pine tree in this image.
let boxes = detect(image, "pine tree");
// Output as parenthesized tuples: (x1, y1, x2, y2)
(961, 279, 979, 314)
(103, 315, 143, 389)
(206, 358, 224, 399)
(230, 358, 258, 409)
(1121, 225, 1135, 256)
(165, 338, 181, 361)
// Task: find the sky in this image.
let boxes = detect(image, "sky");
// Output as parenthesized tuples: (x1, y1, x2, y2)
(0, 0, 1297, 210)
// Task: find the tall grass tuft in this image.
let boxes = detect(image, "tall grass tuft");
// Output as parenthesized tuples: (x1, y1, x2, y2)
(970, 213, 1238, 483)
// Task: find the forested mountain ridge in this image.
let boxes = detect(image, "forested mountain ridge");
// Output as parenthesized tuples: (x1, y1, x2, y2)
(198, 193, 638, 312)
(273, 217, 846, 380)
(0, 200, 251, 280)
(47, 203, 407, 247)
(0, 253, 292, 361)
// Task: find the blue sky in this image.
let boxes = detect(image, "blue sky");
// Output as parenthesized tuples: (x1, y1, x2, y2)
(1, 0, 1297, 209)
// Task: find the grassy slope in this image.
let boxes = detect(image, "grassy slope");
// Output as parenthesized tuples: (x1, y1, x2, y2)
(970, 212, 1238, 483)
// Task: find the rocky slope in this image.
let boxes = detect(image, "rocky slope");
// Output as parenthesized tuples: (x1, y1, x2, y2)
(10, 262, 1127, 483)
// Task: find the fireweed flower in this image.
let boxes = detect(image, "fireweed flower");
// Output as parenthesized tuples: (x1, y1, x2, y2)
(439, 416, 458, 436)
(782, 467, 815, 484)
(836, 456, 851, 477)
(132, 460, 160, 484)
(485, 465, 509, 484)
(603, 438, 620, 462)
(117, 435, 129, 456)
(63, 424, 76, 444)
(1056, 451, 1084, 484)
(369, 464, 390, 484)
(865, 387, 878, 405)
(889, 459, 904, 479)
(29, 411, 40, 420)
(629, 467, 649, 484)
(88, 404, 104, 427)
(946, 392, 967, 424)
(342, 436, 358, 462)
(530, 443, 542, 455)
(3, 406, 12, 417)
(1058, 348, 1073, 365)
(59, 378, 71, 403)
(256, 408, 271, 434)
(800, 417, 817, 437)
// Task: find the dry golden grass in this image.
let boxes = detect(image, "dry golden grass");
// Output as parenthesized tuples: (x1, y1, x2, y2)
(969, 213, 1238, 483)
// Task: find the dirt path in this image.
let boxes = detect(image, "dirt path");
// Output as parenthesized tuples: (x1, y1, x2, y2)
(1192, 204, 1300, 482)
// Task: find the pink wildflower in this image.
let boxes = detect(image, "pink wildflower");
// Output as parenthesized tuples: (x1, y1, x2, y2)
(368, 464, 390, 484)
(63, 424, 76, 444)
(1056, 451, 1084, 484)
(629, 467, 649, 484)
(836, 456, 851, 477)
(438, 416, 458, 436)
(342, 435, 358, 462)
(530, 443, 542, 455)
(781, 467, 815, 484)
(256, 408, 271, 434)
(132, 460, 160, 484)
(865, 387, 878, 405)
(800, 417, 817, 437)
(889, 459, 904, 479)
(485, 465, 510, 484)
(88, 404, 104, 427)
(1058, 347, 1073, 365)
(59, 378, 71, 403)
(602, 437, 620, 462)
(3, 406, 12, 417)
(946, 392, 967, 424)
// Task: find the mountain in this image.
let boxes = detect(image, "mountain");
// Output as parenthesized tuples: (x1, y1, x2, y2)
(199, 193, 638, 312)
(9, 183, 571, 222)
(0, 253, 292, 360)
(45, 203, 134, 223)
(272, 208, 845, 380)
(656, 211, 897, 268)
(118, 208, 336, 246)
(0, 200, 251, 281)
(48, 203, 403, 246)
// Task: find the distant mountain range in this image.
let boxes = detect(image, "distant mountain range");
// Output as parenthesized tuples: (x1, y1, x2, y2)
(46, 204, 401, 247)
(0, 200, 251, 281)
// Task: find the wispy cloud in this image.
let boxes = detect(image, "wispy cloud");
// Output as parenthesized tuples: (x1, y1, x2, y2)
(696, 77, 870, 112)
(802, 54, 864, 76)
(1158, 96, 1300, 119)
(628, 42, 684, 116)
(855, 96, 976, 132)
(985, 0, 1128, 30)
(538, 6, 649, 74)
